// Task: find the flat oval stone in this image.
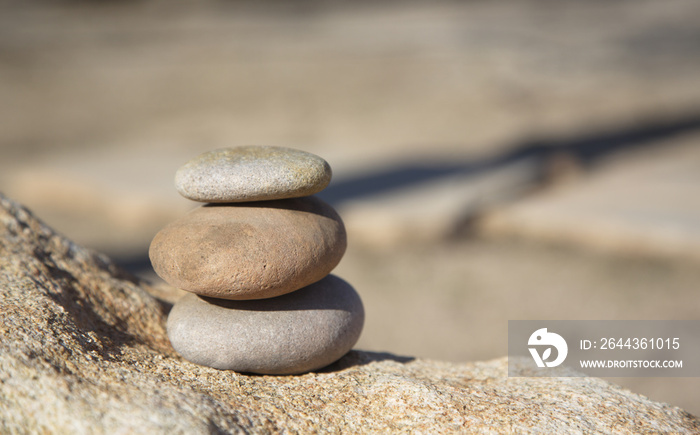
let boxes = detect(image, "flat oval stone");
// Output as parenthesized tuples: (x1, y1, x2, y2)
(149, 196, 346, 300)
(167, 275, 364, 374)
(175, 146, 332, 203)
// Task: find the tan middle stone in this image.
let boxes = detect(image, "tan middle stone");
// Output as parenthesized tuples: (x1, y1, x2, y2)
(149, 196, 346, 300)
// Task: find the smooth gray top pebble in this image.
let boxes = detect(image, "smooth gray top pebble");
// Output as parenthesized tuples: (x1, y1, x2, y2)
(167, 275, 364, 375)
(175, 146, 332, 202)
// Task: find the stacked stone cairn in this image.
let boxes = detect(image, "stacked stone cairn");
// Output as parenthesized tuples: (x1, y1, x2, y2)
(149, 146, 364, 375)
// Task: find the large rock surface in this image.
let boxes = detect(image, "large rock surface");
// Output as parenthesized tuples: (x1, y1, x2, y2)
(1, 192, 698, 434)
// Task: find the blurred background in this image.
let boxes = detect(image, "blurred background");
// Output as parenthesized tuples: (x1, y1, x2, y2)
(2, 0, 700, 416)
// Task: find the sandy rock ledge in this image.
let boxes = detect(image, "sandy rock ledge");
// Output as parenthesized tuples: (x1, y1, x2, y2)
(0, 192, 698, 434)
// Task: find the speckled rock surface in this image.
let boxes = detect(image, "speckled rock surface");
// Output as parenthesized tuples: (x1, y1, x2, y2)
(149, 196, 346, 299)
(167, 275, 364, 374)
(175, 146, 332, 203)
(1, 192, 699, 434)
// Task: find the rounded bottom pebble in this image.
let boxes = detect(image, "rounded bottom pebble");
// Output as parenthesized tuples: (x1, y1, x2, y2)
(167, 274, 364, 375)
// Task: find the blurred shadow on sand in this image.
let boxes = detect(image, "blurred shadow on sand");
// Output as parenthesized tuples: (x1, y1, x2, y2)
(317, 111, 700, 206)
(118, 110, 700, 277)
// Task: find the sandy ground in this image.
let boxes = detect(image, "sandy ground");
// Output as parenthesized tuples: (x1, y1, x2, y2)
(143, 236, 700, 417)
(339, 239, 700, 416)
(2, 0, 700, 418)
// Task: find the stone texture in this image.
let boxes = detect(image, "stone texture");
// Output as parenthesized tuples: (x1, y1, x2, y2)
(2, 192, 700, 433)
(149, 195, 346, 299)
(175, 146, 332, 203)
(167, 275, 364, 374)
